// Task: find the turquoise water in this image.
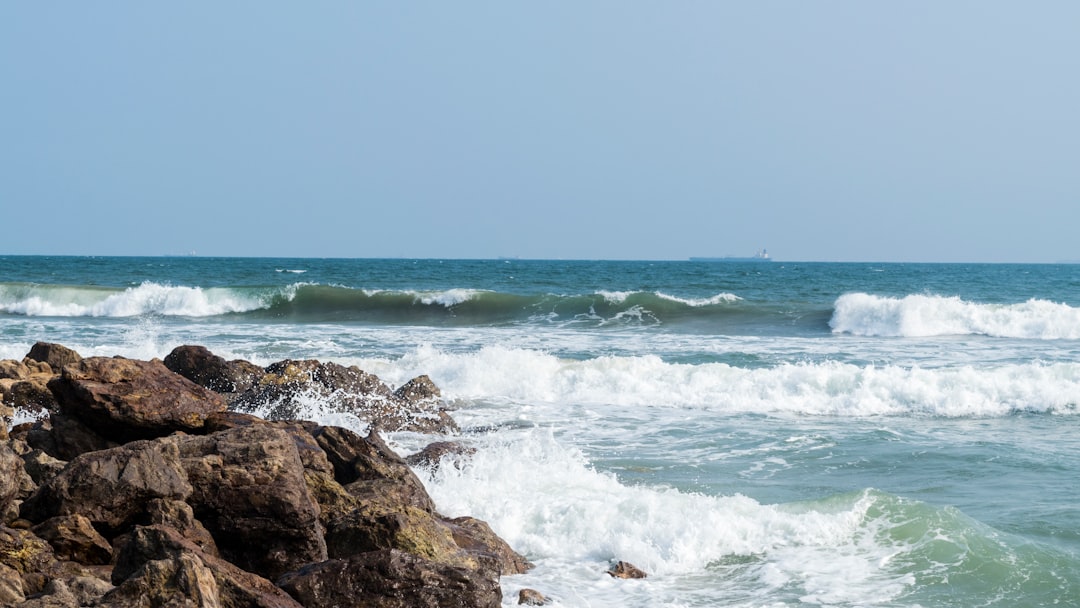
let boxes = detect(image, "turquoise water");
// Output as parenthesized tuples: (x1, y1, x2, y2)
(3, 256, 1080, 606)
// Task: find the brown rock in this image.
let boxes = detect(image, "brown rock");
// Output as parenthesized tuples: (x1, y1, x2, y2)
(393, 374, 441, 404)
(108, 524, 302, 608)
(203, 412, 334, 476)
(314, 426, 435, 512)
(0, 562, 25, 604)
(518, 588, 551, 605)
(25, 413, 118, 462)
(176, 425, 327, 580)
(163, 344, 261, 395)
(276, 549, 502, 608)
(21, 449, 67, 487)
(405, 440, 476, 471)
(20, 438, 193, 536)
(445, 516, 533, 575)
(0, 359, 29, 380)
(0, 524, 56, 576)
(6, 377, 59, 416)
(0, 443, 24, 517)
(48, 356, 228, 443)
(25, 342, 82, 372)
(607, 560, 647, 579)
(32, 514, 113, 565)
(143, 498, 219, 557)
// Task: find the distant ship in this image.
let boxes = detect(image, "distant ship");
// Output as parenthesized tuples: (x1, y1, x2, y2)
(690, 249, 773, 262)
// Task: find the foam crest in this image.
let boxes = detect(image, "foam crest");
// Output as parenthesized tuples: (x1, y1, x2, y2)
(655, 291, 742, 306)
(831, 293, 1080, 339)
(381, 346, 1080, 417)
(0, 282, 273, 317)
(413, 289, 484, 307)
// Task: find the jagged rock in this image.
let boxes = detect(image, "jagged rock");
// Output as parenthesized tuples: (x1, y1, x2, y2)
(5, 378, 59, 416)
(48, 356, 228, 443)
(1, 359, 30, 380)
(0, 524, 56, 577)
(25, 413, 118, 462)
(405, 440, 477, 471)
(445, 516, 533, 576)
(313, 426, 435, 512)
(25, 342, 82, 372)
(231, 359, 457, 433)
(163, 344, 262, 395)
(607, 560, 647, 579)
(518, 588, 551, 605)
(32, 514, 113, 565)
(0, 562, 25, 604)
(108, 524, 302, 608)
(276, 549, 502, 608)
(0, 404, 11, 441)
(203, 412, 334, 476)
(175, 425, 327, 580)
(143, 498, 219, 558)
(20, 438, 192, 536)
(21, 449, 67, 487)
(0, 443, 24, 516)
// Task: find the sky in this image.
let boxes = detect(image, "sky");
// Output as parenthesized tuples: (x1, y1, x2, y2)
(2, 3, 1078, 262)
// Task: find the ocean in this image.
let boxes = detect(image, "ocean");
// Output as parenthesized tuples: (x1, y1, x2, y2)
(2, 256, 1079, 607)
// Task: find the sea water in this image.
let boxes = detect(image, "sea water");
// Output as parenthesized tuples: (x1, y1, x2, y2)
(2, 257, 1079, 607)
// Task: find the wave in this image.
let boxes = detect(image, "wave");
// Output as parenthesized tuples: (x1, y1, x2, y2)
(0, 281, 757, 327)
(373, 346, 1080, 417)
(830, 293, 1080, 339)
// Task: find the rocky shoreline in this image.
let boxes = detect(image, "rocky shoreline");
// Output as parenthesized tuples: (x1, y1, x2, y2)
(0, 342, 534, 607)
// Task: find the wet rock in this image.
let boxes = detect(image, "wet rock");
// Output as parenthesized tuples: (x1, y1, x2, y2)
(445, 516, 533, 576)
(314, 425, 435, 512)
(108, 524, 301, 608)
(48, 356, 228, 443)
(405, 440, 477, 471)
(32, 514, 113, 565)
(20, 438, 192, 536)
(25, 413, 118, 462)
(203, 412, 334, 476)
(518, 588, 551, 605)
(276, 548, 502, 608)
(5, 377, 59, 416)
(163, 344, 262, 395)
(176, 425, 327, 580)
(607, 560, 647, 579)
(25, 342, 81, 373)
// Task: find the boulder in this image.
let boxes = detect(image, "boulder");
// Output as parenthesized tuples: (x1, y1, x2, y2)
(20, 438, 193, 536)
(0, 524, 57, 578)
(21, 449, 67, 487)
(176, 425, 327, 580)
(31, 514, 113, 565)
(518, 588, 551, 605)
(6, 377, 60, 416)
(445, 516, 533, 576)
(405, 440, 476, 471)
(203, 412, 334, 476)
(313, 426, 435, 512)
(0, 359, 29, 380)
(25, 342, 82, 372)
(108, 524, 302, 608)
(163, 344, 262, 395)
(21, 576, 115, 607)
(25, 412, 118, 462)
(48, 357, 229, 444)
(143, 498, 219, 557)
(0, 562, 25, 604)
(607, 560, 647, 579)
(0, 442, 24, 516)
(276, 549, 502, 608)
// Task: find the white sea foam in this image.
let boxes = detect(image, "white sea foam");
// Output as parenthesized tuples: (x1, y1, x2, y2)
(830, 293, 1080, 339)
(415, 429, 917, 607)
(372, 345, 1080, 417)
(0, 282, 272, 317)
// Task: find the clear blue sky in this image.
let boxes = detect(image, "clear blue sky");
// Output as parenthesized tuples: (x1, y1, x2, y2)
(2, 3, 1078, 262)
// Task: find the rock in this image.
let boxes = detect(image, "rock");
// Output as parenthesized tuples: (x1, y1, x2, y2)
(0, 443, 24, 517)
(20, 438, 193, 536)
(32, 514, 113, 565)
(48, 356, 228, 443)
(163, 344, 261, 395)
(445, 516, 533, 575)
(276, 549, 502, 608)
(108, 524, 302, 608)
(21, 449, 67, 487)
(231, 359, 458, 433)
(203, 412, 334, 476)
(405, 440, 476, 471)
(0, 359, 30, 380)
(25, 413, 118, 462)
(25, 342, 82, 372)
(518, 588, 551, 605)
(176, 425, 327, 580)
(607, 560, 647, 579)
(0, 524, 56, 578)
(5, 378, 59, 416)
(313, 426, 435, 512)
(0, 562, 25, 604)
(394, 374, 441, 404)
(143, 498, 219, 557)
